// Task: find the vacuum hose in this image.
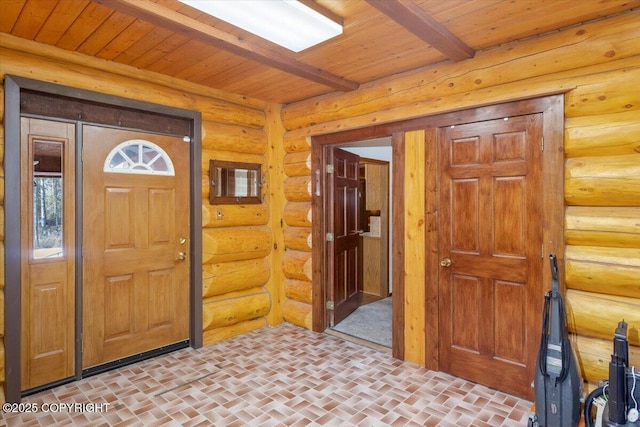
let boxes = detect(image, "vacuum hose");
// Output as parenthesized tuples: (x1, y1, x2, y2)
(584, 386, 605, 427)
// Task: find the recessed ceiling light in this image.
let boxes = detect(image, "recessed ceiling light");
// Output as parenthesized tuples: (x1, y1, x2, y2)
(178, 0, 343, 52)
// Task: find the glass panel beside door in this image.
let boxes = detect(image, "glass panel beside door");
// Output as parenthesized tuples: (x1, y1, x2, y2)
(32, 139, 64, 260)
(20, 117, 76, 393)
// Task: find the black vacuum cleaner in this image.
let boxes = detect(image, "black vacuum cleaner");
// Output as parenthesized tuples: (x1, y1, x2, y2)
(528, 254, 582, 427)
(583, 320, 640, 427)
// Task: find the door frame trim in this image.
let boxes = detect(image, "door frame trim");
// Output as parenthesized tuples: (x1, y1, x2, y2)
(310, 94, 564, 366)
(311, 133, 406, 360)
(426, 95, 564, 372)
(3, 75, 203, 403)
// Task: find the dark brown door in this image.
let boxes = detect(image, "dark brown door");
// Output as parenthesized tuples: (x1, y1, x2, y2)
(438, 114, 543, 399)
(328, 147, 362, 326)
(82, 125, 190, 369)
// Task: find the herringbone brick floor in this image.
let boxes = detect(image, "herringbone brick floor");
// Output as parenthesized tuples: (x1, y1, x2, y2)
(1, 324, 531, 426)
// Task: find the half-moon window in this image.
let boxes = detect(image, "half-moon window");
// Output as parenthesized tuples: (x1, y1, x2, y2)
(104, 139, 175, 176)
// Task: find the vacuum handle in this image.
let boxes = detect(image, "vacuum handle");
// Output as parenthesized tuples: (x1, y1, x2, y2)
(549, 254, 558, 281)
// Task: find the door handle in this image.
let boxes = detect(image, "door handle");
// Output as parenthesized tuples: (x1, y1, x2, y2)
(177, 252, 187, 261)
(440, 257, 452, 267)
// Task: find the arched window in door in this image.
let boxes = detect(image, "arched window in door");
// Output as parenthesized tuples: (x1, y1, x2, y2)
(104, 139, 175, 176)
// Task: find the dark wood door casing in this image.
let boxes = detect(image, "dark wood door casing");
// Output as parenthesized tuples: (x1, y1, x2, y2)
(311, 95, 564, 370)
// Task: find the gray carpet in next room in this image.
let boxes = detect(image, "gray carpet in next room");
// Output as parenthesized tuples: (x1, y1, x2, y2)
(331, 297, 392, 347)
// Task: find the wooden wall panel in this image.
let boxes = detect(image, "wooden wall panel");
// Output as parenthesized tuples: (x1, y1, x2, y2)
(0, 36, 273, 398)
(283, 227, 312, 252)
(283, 176, 312, 202)
(283, 135, 311, 154)
(565, 111, 640, 158)
(1, 7, 640, 401)
(567, 289, 640, 346)
(265, 102, 287, 326)
(282, 250, 313, 282)
(565, 246, 640, 299)
(283, 152, 312, 177)
(201, 149, 265, 171)
(278, 11, 640, 389)
(202, 288, 271, 331)
(201, 121, 267, 154)
(565, 154, 640, 206)
(576, 335, 640, 385)
(283, 299, 313, 329)
(284, 279, 313, 305)
(283, 202, 312, 227)
(277, 126, 313, 326)
(0, 33, 266, 112)
(203, 318, 268, 345)
(202, 258, 270, 299)
(202, 204, 268, 228)
(281, 12, 640, 131)
(565, 207, 640, 249)
(202, 227, 272, 264)
(403, 130, 426, 366)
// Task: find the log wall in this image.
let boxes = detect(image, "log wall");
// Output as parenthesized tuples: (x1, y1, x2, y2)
(0, 34, 272, 401)
(279, 10, 640, 386)
(279, 134, 314, 328)
(0, 7, 638, 402)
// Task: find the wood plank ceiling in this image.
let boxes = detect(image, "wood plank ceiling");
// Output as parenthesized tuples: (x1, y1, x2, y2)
(1, 0, 638, 104)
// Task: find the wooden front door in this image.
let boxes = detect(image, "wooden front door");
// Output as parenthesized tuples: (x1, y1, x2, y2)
(438, 114, 543, 399)
(20, 118, 76, 390)
(82, 125, 190, 369)
(328, 147, 362, 326)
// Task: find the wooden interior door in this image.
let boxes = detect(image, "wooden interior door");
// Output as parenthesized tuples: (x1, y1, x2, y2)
(328, 147, 362, 326)
(20, 118, 76, 390)
(82, 125, 189, 369)
(438, 114, 543, 399)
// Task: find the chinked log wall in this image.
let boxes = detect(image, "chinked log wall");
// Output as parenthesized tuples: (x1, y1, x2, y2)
(0, 33, 276, 402)
(279, 10, 640, 388)
(279, 142, 314, 329)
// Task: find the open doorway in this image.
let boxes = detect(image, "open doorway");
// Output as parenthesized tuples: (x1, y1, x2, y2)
(323, 139, 393, 349)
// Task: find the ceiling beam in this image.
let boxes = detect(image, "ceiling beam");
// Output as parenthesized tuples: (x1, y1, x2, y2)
(365, 0, 475, 62)
(97, 0, 359, 92)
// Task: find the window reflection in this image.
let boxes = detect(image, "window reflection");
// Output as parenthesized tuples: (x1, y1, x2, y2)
(215, 168, 259, 198)
(209, 159, 262, 204)
(104, 139, 174, 175)
(32, 139, 64, 259)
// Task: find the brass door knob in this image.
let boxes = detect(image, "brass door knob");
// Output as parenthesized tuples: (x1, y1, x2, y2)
(440, 257, 452, 267)
(177, 252, 187, 260)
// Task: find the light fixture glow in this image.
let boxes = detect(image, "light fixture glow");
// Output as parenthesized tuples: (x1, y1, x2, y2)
(178, 0, 343, 52)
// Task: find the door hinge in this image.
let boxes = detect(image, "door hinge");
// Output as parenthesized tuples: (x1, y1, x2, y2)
(541, 136, 544, 151)
(326, 232, 334, 242)
(327, 301, 335, 310)
(542, 244, 544, 258)
(326, 164, 334, 174)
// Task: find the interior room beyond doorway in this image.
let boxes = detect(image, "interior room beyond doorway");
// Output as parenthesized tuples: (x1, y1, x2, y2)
(329, 138, 393, 349)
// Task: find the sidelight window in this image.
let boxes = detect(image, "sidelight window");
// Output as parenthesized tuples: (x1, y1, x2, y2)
(104, 139, 174, 176)
(32, 139, 64, 259)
